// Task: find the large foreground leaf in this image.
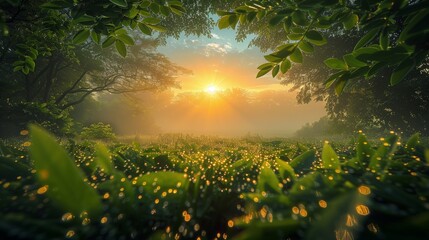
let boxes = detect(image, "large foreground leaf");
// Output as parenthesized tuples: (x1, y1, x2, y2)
(29, 125, 101, 215)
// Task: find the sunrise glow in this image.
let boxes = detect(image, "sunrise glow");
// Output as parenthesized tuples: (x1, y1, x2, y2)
(205, 84, 220, 95)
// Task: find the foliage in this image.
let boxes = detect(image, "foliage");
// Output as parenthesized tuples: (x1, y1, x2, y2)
(0, 101, 74, 136)
(1, 127, 429, 239)
(217, 0, 429, 93)
(80, 122, 117, 140)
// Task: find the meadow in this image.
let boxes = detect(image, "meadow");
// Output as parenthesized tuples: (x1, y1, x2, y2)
(1, 126, 428, 240)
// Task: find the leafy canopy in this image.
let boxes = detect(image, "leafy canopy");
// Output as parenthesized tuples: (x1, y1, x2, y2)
(216, 0, 429, 94)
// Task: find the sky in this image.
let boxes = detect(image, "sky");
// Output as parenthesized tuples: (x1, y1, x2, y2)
(119, 26, 326, 137)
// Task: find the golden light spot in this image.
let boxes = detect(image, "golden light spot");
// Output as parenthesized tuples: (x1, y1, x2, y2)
(335, 229, 354, 240)
(162, 191, 167, 197)
(227, 220, 234, 228)
(356, 204, 370, 216)
(82, 218, 90, 225)
(20, 130, 29, 135)
(194, 223, 200, 231)
(182, 211, 191, 222)
(65, 230, 75, 238)
(345, 214, 357, 227)
(358, 186, 371, 195)
(155, 198, 160, 204)
(3, 182, 10, 188)
(299, 209, 308, 217)
(37, 185, 48, 195)
(100, 216, 108, 224)
(120, 177, 126, 182)
(103, 193, 110, 199)
(253, 197, 259, 203)
(166, 226, 171, 233)
(292, 206, 299, 214)
(318, 200, 327, 208)
(138, 195, 143, 199)
(260, 207, 268, 218)
(22, 141, 31, 147)
(62, 213, 74, 222)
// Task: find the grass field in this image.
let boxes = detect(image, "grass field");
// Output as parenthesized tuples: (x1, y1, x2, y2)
(1, 126, 429, 240)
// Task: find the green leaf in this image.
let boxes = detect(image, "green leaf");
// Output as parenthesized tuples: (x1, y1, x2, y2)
(298, 41, 314, 53)
(137, 171, 189, 196)
(292, 11, 308, 26)
(369, 135, 399, 172)
(24, 56, 35, 71)
(354, 27, 380, 50)
(343, 54, 367, 67)
(342, 13, 359, 30)
(138, 23, 152, 35)
(115, 40, 127, 57)
(289, 150, 316, 173)
(280, 59, 292, 73)
(102, 36, 116, 48)
(228, 14, 239, 29)
(306, 191, 370, 240)
(95, 143, 114, 174)
(379, 31, 389, 50)
(289, 48, 303, 63)
(72, 29, 90, 44)
(305, 30, 327, 46)
(321, 143, 341, 171)
(169, 5, 186, 15)
(269, 14, 286, 26)
(258, 63, 275, 70)
(218, 15, 231, 29)
(390, 58, 415, 85)
(257, 162, 282, 194)
(366, 62, 385, 78)
(272, 65, 280, 77)
(147, 24, 167, 32)
(356, 133, 373, 164)
(272, 43, 295, 58)
(406, 133, 421, 150)
(334, 78, 347, 95)
(276, 159, 296, 181)
(257, 68, 271, 78)
(352, 47, 380, 61)
(287, 33, 303, 41)
(74, 15, 96, 24)
(126, 6, 139, 18)
(116, 33, 134, 45)
(29, 125, 101, 216)
(399, 9, 429, 44)
(264, 54, 282, 63)
(324, 71, 344, 89)
(90, 31, 100, 44)
(142, 17, 161, 25)
(110, 0, 127, 8)
(324, 58, 348, 70)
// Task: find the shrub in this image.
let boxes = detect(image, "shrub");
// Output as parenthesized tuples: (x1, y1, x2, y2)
(80, 122, 116, 140)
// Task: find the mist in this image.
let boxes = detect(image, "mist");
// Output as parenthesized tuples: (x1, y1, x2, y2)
(74, 88, 326, 137)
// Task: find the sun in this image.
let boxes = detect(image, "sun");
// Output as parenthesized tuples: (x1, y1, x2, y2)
(205, 84, 220, 95)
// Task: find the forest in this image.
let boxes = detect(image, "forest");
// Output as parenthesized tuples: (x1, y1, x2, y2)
(1, 0, 428, 239)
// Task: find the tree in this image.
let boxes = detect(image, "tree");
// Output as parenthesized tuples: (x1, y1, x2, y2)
(217, 0, 429, 93)
(0, 0, 192, 135)
(216, 1, 429, 134)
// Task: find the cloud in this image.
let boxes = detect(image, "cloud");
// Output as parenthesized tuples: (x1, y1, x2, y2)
(210, 33, 221, 39)
(204, 43, 233, 56)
